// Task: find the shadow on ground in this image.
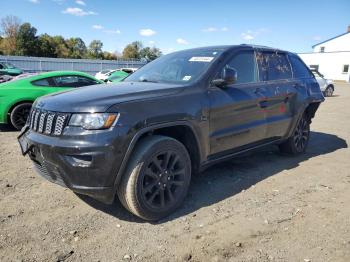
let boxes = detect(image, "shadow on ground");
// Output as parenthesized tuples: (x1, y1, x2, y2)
(0, 124, 17, 132)
(76, 131, 348, 223)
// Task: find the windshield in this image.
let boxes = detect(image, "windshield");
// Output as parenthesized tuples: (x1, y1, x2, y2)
(124, 48, 224, 84)
(4, 62, 16, 69)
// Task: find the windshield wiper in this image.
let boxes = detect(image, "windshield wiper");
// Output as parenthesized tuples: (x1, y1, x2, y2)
(138, 78, 159, 83)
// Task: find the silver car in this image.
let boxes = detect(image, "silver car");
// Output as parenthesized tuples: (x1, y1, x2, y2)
(311, 69, 334, 97)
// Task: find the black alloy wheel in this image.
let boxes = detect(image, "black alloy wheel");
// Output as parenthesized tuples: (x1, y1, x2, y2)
(10, 103, 32, 130)
(118, 135, 191, 221)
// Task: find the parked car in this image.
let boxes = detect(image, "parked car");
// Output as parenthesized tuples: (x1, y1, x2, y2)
(310, 69, 334, 97)
(96, 68, 138, 81)
(0, 75, 13, 83)
(95, 69, 117, 81)
(0, 71, 103, 130)
(18, 45, 324, 220)
(0, 62, 23, 76)
(105, 70, 129, 83)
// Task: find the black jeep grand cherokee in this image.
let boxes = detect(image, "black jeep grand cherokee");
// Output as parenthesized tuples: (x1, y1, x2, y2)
(18, 45, 324, 220)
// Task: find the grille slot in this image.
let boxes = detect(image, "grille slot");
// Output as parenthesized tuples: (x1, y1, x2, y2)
(28, 108, 69, 136)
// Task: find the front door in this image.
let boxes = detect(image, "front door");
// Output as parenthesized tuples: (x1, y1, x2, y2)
(208, 50, 267, 156)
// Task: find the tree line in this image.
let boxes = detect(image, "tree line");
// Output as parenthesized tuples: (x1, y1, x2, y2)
(0, 15, 162, 61)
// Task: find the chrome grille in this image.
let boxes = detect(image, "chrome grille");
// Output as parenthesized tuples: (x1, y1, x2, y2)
(28, 108, 69, 136)
(44, 113, 55, 134)
(54, 115, 68, 135)
(38, 112, 47, 133)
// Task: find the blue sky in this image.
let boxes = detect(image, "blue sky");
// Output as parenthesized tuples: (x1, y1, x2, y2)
(1, 0, 349, 54)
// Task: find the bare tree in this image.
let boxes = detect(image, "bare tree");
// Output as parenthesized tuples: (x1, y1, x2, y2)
(0, 15, 21, 55)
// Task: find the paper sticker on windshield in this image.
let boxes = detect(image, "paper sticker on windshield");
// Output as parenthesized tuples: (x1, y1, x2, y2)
(183, 76, 191, 81)
(189, 57, 214, 62)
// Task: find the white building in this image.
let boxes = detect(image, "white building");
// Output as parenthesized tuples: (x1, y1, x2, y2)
(299, 27, 350, 82)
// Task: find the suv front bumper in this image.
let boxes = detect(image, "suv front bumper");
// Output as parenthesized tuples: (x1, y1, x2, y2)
(18, 125, 129, 204)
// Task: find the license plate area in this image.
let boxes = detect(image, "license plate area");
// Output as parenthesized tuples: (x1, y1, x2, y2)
(17, 126, 32, 156)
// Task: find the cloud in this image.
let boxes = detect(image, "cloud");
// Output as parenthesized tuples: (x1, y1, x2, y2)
(312, 36, 322, 41)
(176, 38, 189, 45)
(139, 29, 157, 37)
(29, 0, 39, 3)
(241, 32, 254, 40)
(148, 40, 155, 45)
(202, 27, 218, 32)
(75, 0, 86, 5)
(202, 26, 229, 32)
(241, 28, 268, 41)
(62, 7, 97, 16)
(92, 24, 103, 30)
(103, 29, 121, 34)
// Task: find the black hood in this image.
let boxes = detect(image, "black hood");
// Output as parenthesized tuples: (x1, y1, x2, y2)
(35, 82, 183, 112)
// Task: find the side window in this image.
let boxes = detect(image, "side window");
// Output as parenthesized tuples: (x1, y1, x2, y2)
(32, 78, 52, 87)
(289, 55, 312, 78)
(256, 52, 292, 81)
(77, 76, 99, 86)
(217, 51, 258, 84)
(53, 76, 80, 88)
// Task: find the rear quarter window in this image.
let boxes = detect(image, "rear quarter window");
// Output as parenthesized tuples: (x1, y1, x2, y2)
(289, 55, 312, 78)
(32, 78, 52, 87)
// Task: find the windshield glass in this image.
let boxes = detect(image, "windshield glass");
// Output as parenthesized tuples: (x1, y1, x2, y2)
(4, 62, 16, 69)
(124, 48, 224, 84)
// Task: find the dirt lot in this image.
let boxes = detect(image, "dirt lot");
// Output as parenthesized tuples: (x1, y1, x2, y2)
(1, 83, 350, 262)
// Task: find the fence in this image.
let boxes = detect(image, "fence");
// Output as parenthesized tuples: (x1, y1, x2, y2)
(0, 55, 146, 75)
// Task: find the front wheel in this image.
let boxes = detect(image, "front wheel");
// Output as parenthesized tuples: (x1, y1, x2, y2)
(324, 86, 334, 97)
(117, 135, 191, 221)
(279, 114, 310, 155)
(10, 103, 32, 130)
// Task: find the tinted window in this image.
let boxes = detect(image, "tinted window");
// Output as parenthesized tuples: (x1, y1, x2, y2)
(217, 51, 258, 84)
(53, 76, 98, 88)
(77, 76, 99, 86)
(256, 52, 292, 81)
(0, 63, 4, 69)
(32, 78, 52, 87)
(289, 55, 312, 78)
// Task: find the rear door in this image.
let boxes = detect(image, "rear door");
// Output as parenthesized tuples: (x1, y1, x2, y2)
(208, 50, 267, 156)
(256, 50, 295, 138)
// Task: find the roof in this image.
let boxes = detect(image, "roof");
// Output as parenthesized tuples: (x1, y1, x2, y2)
(312, 32, 350, 48)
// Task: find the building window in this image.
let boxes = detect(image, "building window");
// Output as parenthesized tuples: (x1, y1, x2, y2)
(320, 47, 325, 52)
(309, 65, 319, 71)
(343, 64, 349, 73)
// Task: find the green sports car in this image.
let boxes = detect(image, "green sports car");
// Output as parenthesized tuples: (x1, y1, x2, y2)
(0, 71, 103, 130)
(106, 70, 130, 83)
(0, 62, 23, 76)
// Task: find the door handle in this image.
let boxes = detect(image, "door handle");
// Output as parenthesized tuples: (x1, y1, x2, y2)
(254, 87, 265, 95)
(258, 100, 268, 108)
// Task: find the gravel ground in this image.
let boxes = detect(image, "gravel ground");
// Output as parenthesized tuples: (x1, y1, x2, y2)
(0, 83, 350, 262)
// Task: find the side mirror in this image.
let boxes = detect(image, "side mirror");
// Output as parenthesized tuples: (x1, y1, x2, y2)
(212, 67, 237, 88)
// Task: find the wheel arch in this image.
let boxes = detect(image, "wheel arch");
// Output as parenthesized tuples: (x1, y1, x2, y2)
(113, 121, 202, 189)
(6, 100, 34, 124)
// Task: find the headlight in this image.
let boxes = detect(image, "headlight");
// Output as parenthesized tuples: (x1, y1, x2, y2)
(69, 113, 119, 130)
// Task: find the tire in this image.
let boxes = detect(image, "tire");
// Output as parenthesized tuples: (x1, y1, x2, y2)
(117, 135, 191, 221)
(10, 103, 32, 130)
(279, 114, 310, 155)
(324, 86, 334, 97)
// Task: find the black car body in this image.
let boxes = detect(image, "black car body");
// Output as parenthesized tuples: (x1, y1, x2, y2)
(18, 45, 324, 220)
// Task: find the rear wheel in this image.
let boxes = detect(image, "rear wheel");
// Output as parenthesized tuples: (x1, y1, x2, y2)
(117, 135, 191, 221)
(10, 103, 32, 130)
(324, 86, 334, 97)
(279, 114, 310, 155)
